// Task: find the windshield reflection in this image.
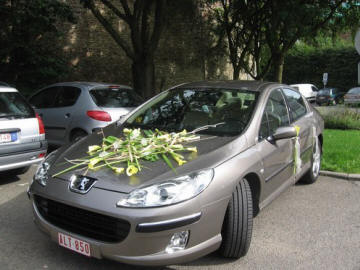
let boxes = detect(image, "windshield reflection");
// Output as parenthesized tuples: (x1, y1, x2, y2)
(125, 88, 258, 136)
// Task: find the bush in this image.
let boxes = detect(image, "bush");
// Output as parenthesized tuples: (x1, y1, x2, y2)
(321, 108, 360, 130)
(272, 46, 360, 92)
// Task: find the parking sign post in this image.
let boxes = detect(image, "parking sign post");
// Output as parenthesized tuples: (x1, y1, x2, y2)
(322, 72, 328, 88)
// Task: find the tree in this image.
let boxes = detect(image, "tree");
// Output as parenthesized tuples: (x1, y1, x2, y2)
(264, 0, 344, 83)
(80, 0, 167, 98)
(0, 0, 75, 93)
(208, 0, 349, 83)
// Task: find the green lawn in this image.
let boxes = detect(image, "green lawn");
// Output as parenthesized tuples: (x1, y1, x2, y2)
(322, 129, 360, 174)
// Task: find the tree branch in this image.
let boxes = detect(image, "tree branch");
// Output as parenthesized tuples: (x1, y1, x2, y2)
(88, 0, 134, 59)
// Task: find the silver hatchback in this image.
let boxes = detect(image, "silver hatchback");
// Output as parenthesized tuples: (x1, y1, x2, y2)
(0, 86, 47, 173)
(28, 82, 143, 146)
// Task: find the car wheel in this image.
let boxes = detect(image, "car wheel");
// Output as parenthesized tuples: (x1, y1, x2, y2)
(220, 178, 253, 259)
(300, 136, 321, 184)
(71, 130, 87, 143)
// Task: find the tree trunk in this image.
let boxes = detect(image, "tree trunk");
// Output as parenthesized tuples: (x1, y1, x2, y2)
(233, 65, 241, 80)
(132, 55, 156, 99)
(272, 53, 284, 83)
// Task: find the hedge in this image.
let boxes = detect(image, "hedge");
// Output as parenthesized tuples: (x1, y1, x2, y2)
(273, 47, 360, 92)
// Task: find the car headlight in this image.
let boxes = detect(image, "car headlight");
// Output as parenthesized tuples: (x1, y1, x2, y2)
(117, 169, 214, 208)
(34, 150, 58, 186)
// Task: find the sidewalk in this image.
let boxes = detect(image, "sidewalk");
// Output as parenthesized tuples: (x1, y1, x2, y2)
(320, 170, 360, 181)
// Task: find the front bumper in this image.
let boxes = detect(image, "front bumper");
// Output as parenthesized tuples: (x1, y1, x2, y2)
(28, 179, 226, 266)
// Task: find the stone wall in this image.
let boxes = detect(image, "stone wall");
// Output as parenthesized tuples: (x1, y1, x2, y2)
(58, 0, 235, 91)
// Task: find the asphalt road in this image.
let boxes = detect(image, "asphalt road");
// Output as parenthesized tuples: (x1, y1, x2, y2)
(0, 167, 359, 270)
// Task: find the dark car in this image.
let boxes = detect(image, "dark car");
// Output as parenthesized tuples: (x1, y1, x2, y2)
(28, 81, 324, 266)
(316, 87, 345, 106)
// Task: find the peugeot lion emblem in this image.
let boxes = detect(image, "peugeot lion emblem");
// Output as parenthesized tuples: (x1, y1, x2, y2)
(69, 175, 97, 194)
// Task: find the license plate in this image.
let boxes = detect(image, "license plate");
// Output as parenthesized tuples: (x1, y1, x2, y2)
(58, 232, 91, 257)
(0, 132, 17, 143)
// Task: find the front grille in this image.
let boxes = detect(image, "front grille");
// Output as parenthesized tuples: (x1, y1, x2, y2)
(34, 195, 130, 243)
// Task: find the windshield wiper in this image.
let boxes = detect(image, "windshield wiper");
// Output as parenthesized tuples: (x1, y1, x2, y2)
(189, 122, 226, 134)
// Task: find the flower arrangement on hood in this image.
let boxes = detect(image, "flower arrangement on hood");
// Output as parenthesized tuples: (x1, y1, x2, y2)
(52, 128, 200, 177)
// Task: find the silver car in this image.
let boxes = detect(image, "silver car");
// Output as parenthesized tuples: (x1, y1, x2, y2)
(28, 81, 323, 266)
(28, 82, 143, 146)
(0, 86, 47, 173)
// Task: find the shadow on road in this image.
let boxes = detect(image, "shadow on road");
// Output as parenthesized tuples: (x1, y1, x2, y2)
(0, 171, 20, 185)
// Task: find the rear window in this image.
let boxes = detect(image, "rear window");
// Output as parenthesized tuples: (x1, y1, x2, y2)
(318, 89, 330, 95)
(90, 87, 143, 108)
(348, 88, 360, 94)
(0, 92, 35, 119)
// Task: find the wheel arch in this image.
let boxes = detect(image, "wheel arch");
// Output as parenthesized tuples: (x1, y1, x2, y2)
(69, 128, 88, 142)
(243, 172, 261, 217)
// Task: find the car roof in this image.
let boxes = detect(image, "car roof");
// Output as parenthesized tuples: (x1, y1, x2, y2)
(41, 82, 132, 90)
(176, 80, 274, 92)
(0, 86, 18, 93)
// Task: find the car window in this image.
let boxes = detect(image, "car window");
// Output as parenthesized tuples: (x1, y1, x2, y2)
(90, 87, 143, 108)
(29, 87, 61, 109)
(259, 89, 290, 140)
(0, 92, 35, 119)
(125, 88, 258, 136)
(311, 86, 318, 92)
(282, 88, 307, 122)
(348, 87, 360, 94)
(55, 87, 81, 107)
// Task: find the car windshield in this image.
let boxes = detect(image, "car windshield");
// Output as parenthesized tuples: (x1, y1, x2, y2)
(318, 89, 330, 95)
(0, 92, 35, 119)
(348, 88, 360, 94)
(125, 88, 258, 136)
(90, 87, 143, 108)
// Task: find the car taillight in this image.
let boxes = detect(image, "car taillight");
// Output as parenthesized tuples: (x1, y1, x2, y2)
(87, 110, 112, 122)
(36, 113, 45, 134)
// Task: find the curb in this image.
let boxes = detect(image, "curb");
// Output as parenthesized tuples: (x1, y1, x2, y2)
(320, 170, 360, 181)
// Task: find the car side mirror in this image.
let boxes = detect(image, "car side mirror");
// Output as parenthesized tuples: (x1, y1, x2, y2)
(268, 126, 297, 141)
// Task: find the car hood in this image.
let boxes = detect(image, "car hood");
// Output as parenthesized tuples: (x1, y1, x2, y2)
(49, 124, 248, 193)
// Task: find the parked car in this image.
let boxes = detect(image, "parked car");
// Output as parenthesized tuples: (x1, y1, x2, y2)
(0, 86, 47, 174)
(316, 87, 345, 106)
(28, 81, 324, 266)
(344, 87, 360, 106)
(290, 83, 318, 103)
(28, 82, 143, 146)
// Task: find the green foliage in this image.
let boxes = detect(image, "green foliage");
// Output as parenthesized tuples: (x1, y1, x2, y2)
(0, 0, 75, 95)
(274, 46, 360, 91)
(322, 129, 360, 174)
(321, 108, 360, 130)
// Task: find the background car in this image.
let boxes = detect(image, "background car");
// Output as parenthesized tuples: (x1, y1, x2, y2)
(316, 87, 345, 106)
(28, 82, 143, 146)
(0, 86, 47, 174)
(344, 87, 360, 106)
(29, 81, 324, 266)
(290, 83, 318, 103)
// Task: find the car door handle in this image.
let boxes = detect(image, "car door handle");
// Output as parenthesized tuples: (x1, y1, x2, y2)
(65, 113, 71, 118)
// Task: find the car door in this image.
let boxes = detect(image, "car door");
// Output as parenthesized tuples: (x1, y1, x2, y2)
(282, 88, 313, 175)
(29, 86, 81, 145)
(29, 87, 61, 145)
(256, 88, 294, 200)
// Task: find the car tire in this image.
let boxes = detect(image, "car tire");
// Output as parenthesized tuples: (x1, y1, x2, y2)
(71, 130, 87, 143)
(220, 178, 253, 259)
(300, 136, 321, 184)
